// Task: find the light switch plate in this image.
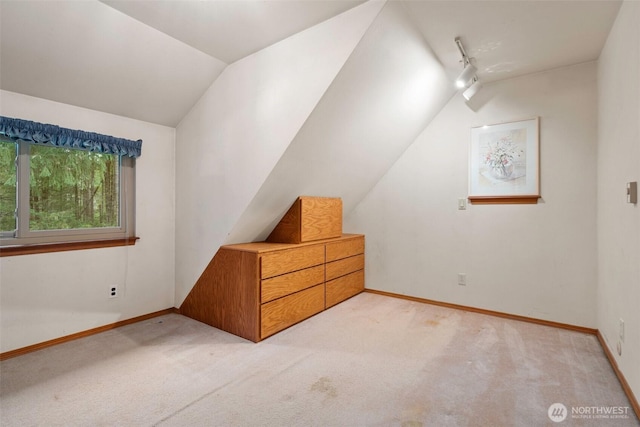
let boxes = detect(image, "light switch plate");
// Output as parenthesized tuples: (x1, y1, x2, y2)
(627, 182, 637, 204)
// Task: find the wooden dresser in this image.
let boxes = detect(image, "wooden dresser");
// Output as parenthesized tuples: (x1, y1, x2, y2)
(180, 197, 365, 342)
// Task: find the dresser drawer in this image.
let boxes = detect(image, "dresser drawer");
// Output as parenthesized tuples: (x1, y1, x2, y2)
(325, 254, 364, 281)
(261, 265, 324, 303)
(325, 236, 364, 262)
(261, 284, 325, 339)
(260, 245, 325, 279)
(326, 270, 364, 308)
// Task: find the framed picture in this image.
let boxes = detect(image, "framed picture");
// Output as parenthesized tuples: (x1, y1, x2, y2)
(468, 117, 540, 204)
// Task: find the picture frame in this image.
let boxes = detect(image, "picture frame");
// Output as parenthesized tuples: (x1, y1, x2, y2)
(468, 117, 540, 204)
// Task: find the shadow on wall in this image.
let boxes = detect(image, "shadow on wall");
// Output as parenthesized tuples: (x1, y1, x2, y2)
(224, 1, 455, 246)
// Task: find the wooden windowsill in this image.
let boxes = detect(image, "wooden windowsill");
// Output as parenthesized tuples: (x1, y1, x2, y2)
(468, 196, 540, 204)
(0, 237, 139, 257)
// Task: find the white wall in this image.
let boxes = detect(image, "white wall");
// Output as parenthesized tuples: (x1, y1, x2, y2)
(174, 1, 384, 305)
(0, 90, 175, 353)
(226, 1, 454, 244)
(346, 62, 598, 328)
(597, 0, 640, 401)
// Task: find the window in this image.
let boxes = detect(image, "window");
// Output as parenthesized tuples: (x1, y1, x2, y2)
(0, 140, 17, 235)
(0, 116, 141, 252)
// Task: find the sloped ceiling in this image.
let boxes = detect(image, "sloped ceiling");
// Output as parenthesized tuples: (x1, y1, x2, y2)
(0, 1, 225, 127)
(0, 0, 363, 127)
(404, 0, 622, 84)
(101, 0, 366, 64)
(0, 0, 622, 127)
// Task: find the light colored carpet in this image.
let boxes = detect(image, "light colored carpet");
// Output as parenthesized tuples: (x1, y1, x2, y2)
(0, 292, 637, 426)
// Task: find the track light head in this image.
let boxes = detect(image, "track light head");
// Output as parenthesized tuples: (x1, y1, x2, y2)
(463, 79, 482, 101)
(455, 64, 477, 89)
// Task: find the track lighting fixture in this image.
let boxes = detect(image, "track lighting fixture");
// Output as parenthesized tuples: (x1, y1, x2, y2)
(463, 78, 482, 101)
(454, 37, 481, 100)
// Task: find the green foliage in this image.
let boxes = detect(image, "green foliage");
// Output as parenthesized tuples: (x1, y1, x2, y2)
(0, 141, 120, 233)
(0, 141, 17, 232)
(29, 146, 119, 230)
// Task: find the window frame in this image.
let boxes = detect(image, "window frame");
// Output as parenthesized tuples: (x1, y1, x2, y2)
(0, 137, 136, 250)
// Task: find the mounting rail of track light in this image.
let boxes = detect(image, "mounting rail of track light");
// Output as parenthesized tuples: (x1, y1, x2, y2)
(454, 37, 482, 100)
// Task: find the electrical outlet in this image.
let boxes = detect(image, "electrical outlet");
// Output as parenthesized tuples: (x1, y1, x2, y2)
(109, 285, 118, 299)
(619, 318, 625, 342)
(617, 341, 622, 356)
(458, 273, 467, 286)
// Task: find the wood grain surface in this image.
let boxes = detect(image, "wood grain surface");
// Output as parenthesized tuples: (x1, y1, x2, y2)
(261, 265, 324, 303)
(266, 198, 301, 243)
(325, 254, 364, 281)
(261, 284, 325, 339)
(260, 244, 325, 279)
(180, 248, 260, 341)
(299, 197, 342, 242)
(325, 235, 364, 262)
(326, 270, 364, 308)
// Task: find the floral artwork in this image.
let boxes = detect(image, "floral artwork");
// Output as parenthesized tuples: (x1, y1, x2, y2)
(469, 118, 539, 200)
(481, 130, 525, 181)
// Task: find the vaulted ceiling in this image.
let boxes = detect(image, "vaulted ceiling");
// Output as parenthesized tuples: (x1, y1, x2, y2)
(0, 0, 622, 127)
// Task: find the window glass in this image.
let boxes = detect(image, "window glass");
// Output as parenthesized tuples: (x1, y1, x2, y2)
(29, 145, 120, 231)
(0, 140, 17, 233)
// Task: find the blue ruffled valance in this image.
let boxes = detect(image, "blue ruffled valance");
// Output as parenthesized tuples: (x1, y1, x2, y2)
(0, 116, 142, 158)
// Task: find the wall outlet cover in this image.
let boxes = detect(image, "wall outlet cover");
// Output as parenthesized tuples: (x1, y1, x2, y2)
(458, 273, 466, 286)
